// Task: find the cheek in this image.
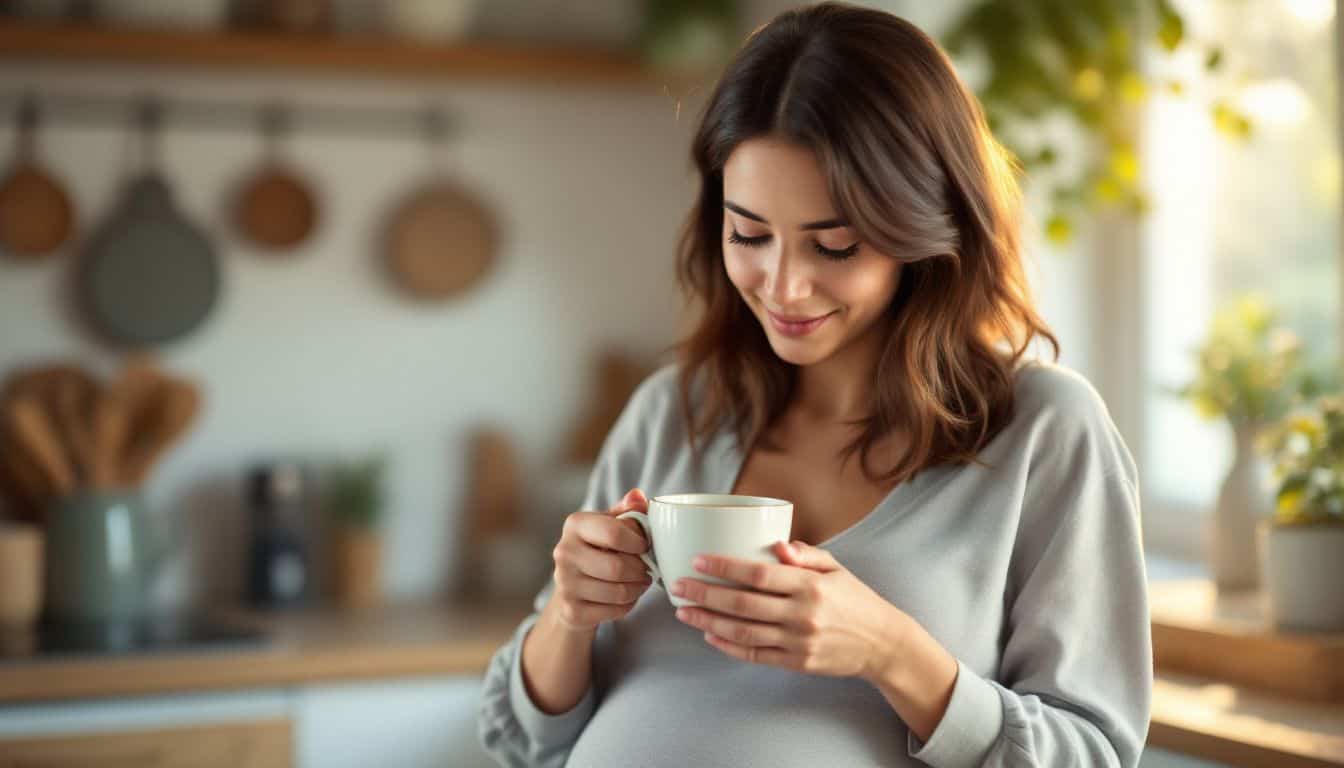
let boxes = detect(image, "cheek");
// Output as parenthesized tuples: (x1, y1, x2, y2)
(722, 248, 760, 292)
(833, 261, 901, 310)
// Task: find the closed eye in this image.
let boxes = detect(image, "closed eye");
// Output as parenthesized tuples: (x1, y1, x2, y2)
(726, 229, 860, 261)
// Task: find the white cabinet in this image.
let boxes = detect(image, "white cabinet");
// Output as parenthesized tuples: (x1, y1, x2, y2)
(0, 689, 293, 738)
(0, 676, 492, 768)
(295, 676, 493, 768)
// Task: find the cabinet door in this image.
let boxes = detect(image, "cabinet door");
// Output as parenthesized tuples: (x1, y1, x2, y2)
(0, 719, 292, 768)
(296, 676, 492, 768)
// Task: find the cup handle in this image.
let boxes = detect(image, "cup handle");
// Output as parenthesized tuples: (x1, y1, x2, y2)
(615, 510, 662, 589)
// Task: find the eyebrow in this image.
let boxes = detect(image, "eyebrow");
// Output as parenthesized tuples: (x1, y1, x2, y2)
(723, 200, 850, 231)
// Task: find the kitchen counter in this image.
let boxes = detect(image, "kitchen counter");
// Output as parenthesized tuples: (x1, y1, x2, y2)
(1150, 669, 1344, 768)
(2, 596, 1341, 767)
(0, 599, 532, 704)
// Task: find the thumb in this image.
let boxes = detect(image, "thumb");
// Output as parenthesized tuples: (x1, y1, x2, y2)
(607, 488, 648, 515)
(775, 540, 841, 572)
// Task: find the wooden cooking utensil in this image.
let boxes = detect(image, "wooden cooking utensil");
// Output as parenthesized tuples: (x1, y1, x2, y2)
(121, 379, 201, 487)
(90, 386, 131, 490)
(96, 354, 171, 488)
(1, 363, 98, 489)
(468, 428, 522, 539)
(5, 395, 74, 497)
(0, 96, 75, 259)
(51, 374, 97, 487)
(2, 363, 99, 415)
(457, 427, 522, 598)
(564, 351, 655, 464)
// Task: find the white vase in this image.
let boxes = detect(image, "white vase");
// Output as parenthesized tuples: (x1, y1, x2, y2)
(1206, 421, 1272, 590)
(1258, 520, 1344, 631)
(380, 0, 477, 42)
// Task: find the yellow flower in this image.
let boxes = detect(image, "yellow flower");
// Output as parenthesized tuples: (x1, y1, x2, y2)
(1092, 177, 1123, 203)
(1045, 214, 1073, 244)
(1234, 295, 1273, 333)
(1277, 488, 1304, 515)
(1120, 73, 1147, 104)
(1108, 145, 1139, 183)
(1073, 68, 1105, 101)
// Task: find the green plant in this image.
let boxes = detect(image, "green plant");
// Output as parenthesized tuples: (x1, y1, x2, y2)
(640, 0, 741, 75)
(326, 456, 386, 530)
(942, 0, 1253, 245)
(1264, 396, 1344, 525)
(1175, 294, 1307, 427)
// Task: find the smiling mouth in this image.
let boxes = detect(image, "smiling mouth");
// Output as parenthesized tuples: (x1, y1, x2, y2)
(768, 310, 832, 323)
(765, 309, 836, 337)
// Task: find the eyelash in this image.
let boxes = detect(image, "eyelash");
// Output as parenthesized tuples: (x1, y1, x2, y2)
(726, 229, 860, 261)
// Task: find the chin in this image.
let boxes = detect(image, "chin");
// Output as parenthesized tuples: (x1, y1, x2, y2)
(761, 328, 836, 366)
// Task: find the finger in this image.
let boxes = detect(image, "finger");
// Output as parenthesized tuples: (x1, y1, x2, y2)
(672, 578, 792, 622)
(702, 631, 800, 670)
(570, 513, 648, 554)
(568, 573, 651, 605)
(606, 488, 649, 515)
(773, 540, 842, 573)
(571, 543, 651, 582)
(675, 606, 798, 649)
(690, 554, 810, 594)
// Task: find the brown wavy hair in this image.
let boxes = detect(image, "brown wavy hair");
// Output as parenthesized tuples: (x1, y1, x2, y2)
(673, 1, 1059, 486)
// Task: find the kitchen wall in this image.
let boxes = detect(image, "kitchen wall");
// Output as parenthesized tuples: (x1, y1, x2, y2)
(0, 0, 1103, 608)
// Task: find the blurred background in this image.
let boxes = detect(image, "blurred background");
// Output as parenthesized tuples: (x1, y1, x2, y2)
(0, 1, 1339, 766)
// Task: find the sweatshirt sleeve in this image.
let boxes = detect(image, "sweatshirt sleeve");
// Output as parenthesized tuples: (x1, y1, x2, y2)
(476, 367, 668, 766)
(908, 370, 1153, 768)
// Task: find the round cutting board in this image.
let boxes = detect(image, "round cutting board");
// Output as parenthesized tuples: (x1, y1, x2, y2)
(383, 181, 497, 301)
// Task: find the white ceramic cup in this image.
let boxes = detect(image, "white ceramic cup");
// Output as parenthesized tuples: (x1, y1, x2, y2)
(617, 493, 793, 609)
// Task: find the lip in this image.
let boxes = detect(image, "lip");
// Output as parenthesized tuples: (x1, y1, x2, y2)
(766, 309, 834, 337)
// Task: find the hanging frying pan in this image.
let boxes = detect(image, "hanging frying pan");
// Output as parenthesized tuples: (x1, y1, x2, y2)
(233, 104, 319, 252)
(78, 101, 220, 348)
(0, 95, 76, 260)
(382, 107, 498, 302)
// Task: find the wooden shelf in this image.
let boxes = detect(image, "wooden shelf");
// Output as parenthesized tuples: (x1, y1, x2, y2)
(0, 19, 682, 87)
(0, 599, 531, 704)
(1151, 580, 1344, 702)
(1150, 670, 1344, 768)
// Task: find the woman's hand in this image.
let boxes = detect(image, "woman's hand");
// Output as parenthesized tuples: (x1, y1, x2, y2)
(546, 488, 656, 633)
(671, 540, 910, 683)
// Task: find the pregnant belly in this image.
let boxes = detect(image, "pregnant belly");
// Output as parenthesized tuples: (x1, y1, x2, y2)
(566, 647, 913, 766)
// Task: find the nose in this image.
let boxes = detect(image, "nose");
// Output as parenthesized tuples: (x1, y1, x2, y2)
(762, 244, 812, 306)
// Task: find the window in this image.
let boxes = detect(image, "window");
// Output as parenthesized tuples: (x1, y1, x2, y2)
(1140, 0, 1339, 546)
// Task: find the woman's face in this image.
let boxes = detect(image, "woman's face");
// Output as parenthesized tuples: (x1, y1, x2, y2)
(721, 137, 903, 367)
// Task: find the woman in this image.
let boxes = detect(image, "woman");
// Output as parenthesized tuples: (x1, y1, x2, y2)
(478, 3, 1151, 766)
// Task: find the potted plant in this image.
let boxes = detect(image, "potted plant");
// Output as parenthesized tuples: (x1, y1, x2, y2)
(1259, 397, 1344, 631)
(325, 456, 386, 610)
(1176, 295, 1302, 590)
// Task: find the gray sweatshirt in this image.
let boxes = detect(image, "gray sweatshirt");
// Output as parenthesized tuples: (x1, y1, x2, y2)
(478, 360, 1151, 767)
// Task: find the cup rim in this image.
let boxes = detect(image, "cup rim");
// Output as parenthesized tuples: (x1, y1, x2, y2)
(650, 493, 792, 509)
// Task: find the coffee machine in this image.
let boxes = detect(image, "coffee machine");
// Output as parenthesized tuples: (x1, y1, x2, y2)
(246, 462, 312, 608)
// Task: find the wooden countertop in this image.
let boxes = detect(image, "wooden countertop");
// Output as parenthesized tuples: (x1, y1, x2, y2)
(0, 600, 532, 705)
(3, 592, 1342, 767)
(1150, 670, 1344, 767)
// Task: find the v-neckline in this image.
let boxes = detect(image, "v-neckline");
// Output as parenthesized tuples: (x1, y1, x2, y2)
(704, 427, 938, 551)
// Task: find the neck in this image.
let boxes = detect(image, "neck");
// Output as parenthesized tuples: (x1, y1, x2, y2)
(792, 317, 888, 424)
